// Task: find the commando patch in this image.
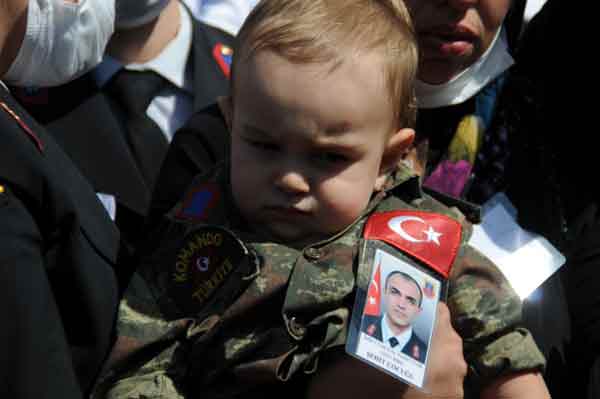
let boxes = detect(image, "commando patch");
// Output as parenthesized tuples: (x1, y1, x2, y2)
(169, 225, 250, 315)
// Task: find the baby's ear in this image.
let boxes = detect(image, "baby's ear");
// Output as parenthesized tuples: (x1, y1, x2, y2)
(375, 128, 415, 190)
(217, 95, 233, 131)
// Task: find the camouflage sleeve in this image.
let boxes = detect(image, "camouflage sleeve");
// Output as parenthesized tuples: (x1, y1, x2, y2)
(92, 272, 191, 399)
(447, 243, 546, 390)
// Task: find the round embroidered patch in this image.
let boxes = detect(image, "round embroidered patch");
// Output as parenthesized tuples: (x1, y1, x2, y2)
(169, 225, 249, 315)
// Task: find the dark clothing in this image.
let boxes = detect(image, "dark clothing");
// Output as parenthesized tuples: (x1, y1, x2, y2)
(486, 70, 573, 398)
(0, 86, 120, 398)
(14, 17, 233, 268)
(361, 315, 428, 363)
(511, 2, 596, 396)
(415, 29, 573, 398)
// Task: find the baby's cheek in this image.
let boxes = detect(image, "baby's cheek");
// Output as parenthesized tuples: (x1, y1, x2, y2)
(319, 181, 372, 227)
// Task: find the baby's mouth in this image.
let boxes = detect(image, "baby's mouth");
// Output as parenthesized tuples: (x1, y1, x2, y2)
(264, 205, 311, 219)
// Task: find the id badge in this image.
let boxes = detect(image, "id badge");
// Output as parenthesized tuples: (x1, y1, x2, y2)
(346, 210, 462, 390)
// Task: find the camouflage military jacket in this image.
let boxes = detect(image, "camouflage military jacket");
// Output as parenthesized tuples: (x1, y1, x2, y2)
(94, 162, 545, 398)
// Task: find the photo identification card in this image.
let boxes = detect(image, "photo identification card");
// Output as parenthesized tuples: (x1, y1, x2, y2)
(347, 210, 460, 389)
(347, 241, 445, 389)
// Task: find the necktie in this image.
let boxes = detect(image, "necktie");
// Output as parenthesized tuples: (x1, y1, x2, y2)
(106, 69, 169, 190)
(389, 337, 399, 348)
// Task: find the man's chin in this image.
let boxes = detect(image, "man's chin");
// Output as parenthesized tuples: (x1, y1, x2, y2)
(389, 316, 411, 328)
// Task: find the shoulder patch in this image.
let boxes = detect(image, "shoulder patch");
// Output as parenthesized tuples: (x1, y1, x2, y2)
(423, 278, 436, 299)
(213, 43, 233, 78)
(363, 210, 461, 278)
(176, 183, 220, 221)
(411, 344, 421, 361)
(366, 323, 377, 336)
(0, 101, 44, 152)
(169, 225, 249, 315)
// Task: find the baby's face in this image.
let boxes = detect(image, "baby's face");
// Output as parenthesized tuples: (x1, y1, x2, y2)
(227, 50, 400, 247)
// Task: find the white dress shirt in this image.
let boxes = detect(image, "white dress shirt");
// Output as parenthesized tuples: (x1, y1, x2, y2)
(93, 2, 194, 142)
(381, 313, 413, 352)
(524, 0, 547, 22)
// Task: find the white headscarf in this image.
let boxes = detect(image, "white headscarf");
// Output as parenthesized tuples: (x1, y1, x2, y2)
(415, 28, 514, 109)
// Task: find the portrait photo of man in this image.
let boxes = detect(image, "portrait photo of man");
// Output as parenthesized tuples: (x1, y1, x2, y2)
(361, 271, 428, 363)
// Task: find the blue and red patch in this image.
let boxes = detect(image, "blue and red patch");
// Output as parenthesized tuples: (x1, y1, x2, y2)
(213, 43, 233, 78)
(176, 184, 220, 221)
(423, 280, 435, 299)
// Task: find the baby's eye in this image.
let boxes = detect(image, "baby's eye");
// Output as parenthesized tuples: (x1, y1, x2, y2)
(313, 151, 349, 164)
(245, 138, 280, 152)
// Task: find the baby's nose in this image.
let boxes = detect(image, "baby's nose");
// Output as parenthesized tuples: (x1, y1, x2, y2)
(275, 170, 310, 195)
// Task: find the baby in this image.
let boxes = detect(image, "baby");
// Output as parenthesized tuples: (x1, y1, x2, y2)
(96, 1, 548, 398)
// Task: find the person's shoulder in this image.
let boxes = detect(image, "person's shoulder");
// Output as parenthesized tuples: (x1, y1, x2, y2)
(203, 22, 235, 42)
(411, 330, 427, 349)
(147, 104, 229, 227)
(361, 315, 382, 338)
(422, 186, 482, 224)
(0, 91, 48, 191)
(192, 16, 236, 46)
(406, 331, 427, 362)
(171, 103, 229, 163)
(179, 103, 226, 136)
(383, 165, 480, 226)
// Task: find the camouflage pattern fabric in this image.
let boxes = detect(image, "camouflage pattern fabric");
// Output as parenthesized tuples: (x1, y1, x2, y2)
(93, 163, 545, 398)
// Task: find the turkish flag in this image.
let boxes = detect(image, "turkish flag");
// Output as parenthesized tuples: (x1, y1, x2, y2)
(363, 211, 462, 278)
(363, 263, 382, 316)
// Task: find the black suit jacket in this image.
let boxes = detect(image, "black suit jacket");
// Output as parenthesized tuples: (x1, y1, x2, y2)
(24, 13, 233, 261)
(361, 315, 428, 363)
(0, 87, 120, 398)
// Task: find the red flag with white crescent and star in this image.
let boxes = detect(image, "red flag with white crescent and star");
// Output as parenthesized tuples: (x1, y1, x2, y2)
(364, 262, 382, 316)
(363, 210, 462, 278)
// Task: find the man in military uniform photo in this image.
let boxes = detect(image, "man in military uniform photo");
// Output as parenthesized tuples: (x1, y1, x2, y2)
(362, 271, 428, 363)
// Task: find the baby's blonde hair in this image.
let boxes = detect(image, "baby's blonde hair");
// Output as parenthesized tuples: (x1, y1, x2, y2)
(232, 0, 418, 129)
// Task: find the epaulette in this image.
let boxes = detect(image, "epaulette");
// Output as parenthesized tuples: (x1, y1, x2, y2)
(0, 100, 44, 152)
